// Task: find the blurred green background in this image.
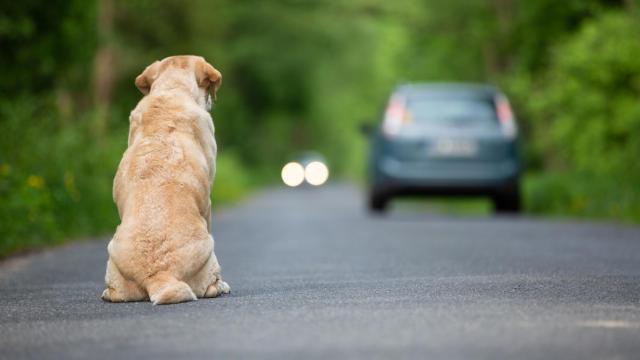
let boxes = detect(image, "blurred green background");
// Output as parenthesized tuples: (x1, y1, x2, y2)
(1, 0, 640, 257)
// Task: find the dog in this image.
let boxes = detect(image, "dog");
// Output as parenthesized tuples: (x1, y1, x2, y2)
(102, 55, 230, 305)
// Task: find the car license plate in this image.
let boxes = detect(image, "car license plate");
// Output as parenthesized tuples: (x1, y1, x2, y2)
(429, 138, 478, 157)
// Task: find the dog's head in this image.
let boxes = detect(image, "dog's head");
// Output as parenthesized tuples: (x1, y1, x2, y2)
(135, 55, 222, 110)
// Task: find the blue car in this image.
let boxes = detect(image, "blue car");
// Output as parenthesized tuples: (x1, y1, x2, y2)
(365, 83, 522, 213)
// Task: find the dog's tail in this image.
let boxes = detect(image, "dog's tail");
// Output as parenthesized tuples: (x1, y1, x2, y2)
(144, 272, 196, 305)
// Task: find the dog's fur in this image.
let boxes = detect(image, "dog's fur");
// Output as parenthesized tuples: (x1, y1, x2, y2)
(102, 55, 229, 305)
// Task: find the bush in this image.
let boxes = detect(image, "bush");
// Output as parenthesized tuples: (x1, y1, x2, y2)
(524, 172, 640, 223)
(212, 152, 253, 207)
(0, 97, 126, 257)
(519, 11, 640, 222)
(528, 11, 640, 178)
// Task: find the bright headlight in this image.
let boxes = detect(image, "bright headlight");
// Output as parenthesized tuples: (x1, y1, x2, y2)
(304, 161, 329, 186)
(281, 162, 305, 187)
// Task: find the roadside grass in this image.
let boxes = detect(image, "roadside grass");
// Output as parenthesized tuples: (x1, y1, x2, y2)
(523, 172, 640, 224)
(0, 100, 121, 258)
(394, 198, 493, 216)
(211, 152, 254, 207)
(385, 172, 640, 224)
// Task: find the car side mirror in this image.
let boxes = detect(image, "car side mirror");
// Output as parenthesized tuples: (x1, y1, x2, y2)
(359, 122, 375, 136)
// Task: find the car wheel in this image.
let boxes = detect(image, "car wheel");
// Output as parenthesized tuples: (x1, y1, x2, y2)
(368, 191, 389, 214)
(492, 186, 521, 213)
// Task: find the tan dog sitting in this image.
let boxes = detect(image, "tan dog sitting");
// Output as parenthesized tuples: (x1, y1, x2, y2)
(102, 55, 230, 305)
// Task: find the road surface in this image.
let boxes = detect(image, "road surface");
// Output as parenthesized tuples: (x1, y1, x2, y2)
(1, 184, 640, 359)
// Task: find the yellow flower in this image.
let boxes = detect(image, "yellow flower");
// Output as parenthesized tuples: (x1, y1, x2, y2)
(27, 175, 45, 189)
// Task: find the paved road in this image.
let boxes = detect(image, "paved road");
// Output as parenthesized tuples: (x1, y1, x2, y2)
(1, 184, 640, 359)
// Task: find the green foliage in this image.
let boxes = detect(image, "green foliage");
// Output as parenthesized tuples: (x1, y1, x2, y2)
(524, 172, 640, 222)
(528, 11, 640, 178)
(0, 97, 126, 256)
(212, 152, 252, 206)
(0, 0, 96, 96)
(520, 11, 640, 223)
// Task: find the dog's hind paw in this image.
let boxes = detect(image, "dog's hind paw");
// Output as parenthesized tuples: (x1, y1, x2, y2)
(204, 279, 230, 298)
(218, 280, 230, 294)
(101, 288, 111, 302)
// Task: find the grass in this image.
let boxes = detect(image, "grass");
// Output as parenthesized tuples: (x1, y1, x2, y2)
(392, 172, 640, 224)
(523, 172, 640, 224)
(394, 198, 493, 216)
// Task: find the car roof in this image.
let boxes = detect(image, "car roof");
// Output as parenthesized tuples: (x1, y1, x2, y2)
(394, 82, 500, 100)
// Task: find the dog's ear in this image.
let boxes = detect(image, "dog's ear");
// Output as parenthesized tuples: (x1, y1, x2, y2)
(195, 58, 222, 100)
(135, 61, 161, 95)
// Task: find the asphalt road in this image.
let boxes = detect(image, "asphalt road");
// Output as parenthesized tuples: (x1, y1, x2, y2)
(1, 184, 640, 359)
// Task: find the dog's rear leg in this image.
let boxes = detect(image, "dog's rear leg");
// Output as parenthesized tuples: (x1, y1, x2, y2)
(188, 247, 230, 298)
(102, 258, 147, 302)
(145, 271, 196, 305)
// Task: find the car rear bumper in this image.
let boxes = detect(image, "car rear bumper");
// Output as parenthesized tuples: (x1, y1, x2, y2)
(372, 156, 520, 195)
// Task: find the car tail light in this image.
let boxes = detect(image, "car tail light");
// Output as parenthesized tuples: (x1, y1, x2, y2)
(382, 95, 410, 137)
(495, 94, 517, 138)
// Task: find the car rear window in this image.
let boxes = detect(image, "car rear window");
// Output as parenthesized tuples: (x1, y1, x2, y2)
(406, 97, 498, 127)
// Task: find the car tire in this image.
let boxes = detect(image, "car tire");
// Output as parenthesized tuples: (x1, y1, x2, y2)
(368, 191, 389, 214)
(492, 185, 521, 213)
